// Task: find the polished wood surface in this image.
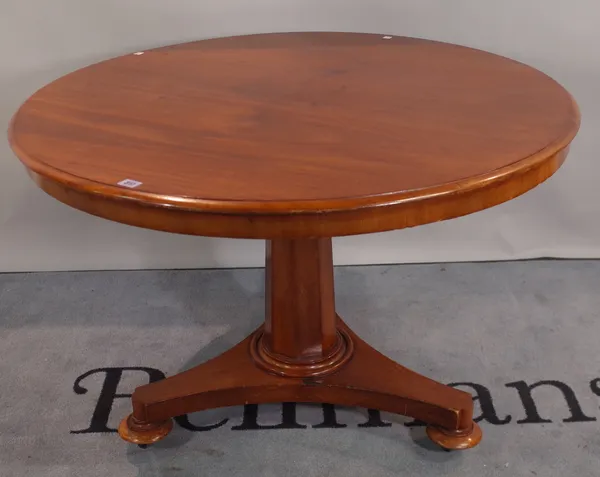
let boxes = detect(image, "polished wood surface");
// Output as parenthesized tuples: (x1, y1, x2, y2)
(9, 32, 579, 238)
(120, 317, 479, 449)
(120, 238, 480, 450)
(8, 32, 581, 452)
(255, 238, 353, 377)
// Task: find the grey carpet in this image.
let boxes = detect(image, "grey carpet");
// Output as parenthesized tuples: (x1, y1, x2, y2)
(1, 260, 600, 476)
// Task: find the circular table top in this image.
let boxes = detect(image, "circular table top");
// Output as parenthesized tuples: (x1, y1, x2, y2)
(9, 32, 580, 238)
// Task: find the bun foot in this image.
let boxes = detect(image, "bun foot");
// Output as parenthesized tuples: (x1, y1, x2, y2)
(426, 422, 482, 450)
(118, 414, 173, 445)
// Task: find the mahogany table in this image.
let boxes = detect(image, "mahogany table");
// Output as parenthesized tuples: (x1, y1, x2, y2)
(8, 32, 580, 451)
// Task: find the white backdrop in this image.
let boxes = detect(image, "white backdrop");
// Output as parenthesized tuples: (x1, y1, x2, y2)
(0, 0, 598, 272)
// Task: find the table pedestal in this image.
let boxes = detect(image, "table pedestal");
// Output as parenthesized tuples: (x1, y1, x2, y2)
(118, 238, 481, 450)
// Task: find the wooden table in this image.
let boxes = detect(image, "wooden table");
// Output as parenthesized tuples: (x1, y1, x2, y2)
(8, 32, 580, 451)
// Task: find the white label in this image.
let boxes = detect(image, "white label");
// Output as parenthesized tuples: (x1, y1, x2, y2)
(382, 36, 393, 40)
(117, 179, 143, 188)
(133, 51, 145, 56)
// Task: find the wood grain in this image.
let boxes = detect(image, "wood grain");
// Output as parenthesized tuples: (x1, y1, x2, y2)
(120, 319, 479, 449)
(8, 32, 579, 238)
(119, 236, 480, 450)
(10, 32, 581, 452)
(255, 238, 353, 377)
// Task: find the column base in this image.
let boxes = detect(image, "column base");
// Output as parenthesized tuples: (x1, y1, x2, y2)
(118, 320, 481, 450)
(249, 327, 354, 378)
